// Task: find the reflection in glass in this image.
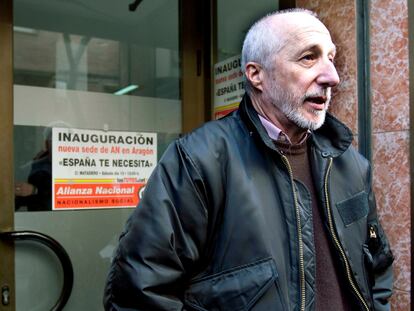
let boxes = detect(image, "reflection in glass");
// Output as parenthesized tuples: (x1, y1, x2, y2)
(13, 0, 181, 213)
(15, 126, 52, 211)
(216, 0, 279, 62)
(13, 0, 181, 310)
(14, 30, 180, 99)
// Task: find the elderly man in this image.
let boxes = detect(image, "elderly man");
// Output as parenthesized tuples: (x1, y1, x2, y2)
(104, 9, 393, 311)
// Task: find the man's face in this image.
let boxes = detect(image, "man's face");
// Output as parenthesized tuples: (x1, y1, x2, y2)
(262, 17, 340, 131)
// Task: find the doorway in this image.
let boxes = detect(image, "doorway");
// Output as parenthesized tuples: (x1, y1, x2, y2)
(1, 0, 184, 310)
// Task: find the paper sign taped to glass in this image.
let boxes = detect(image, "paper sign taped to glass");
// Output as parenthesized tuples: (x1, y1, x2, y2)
(52, 127, 157, 210)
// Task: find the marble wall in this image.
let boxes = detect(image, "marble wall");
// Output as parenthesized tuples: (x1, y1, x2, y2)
(370, 0, 410, 309)
(296, 0, 410, 310)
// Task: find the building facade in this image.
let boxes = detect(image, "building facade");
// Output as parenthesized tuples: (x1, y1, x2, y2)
(0, 0, 411, 310)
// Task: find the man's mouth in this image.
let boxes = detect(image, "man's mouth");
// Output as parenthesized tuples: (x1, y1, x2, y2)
(304, 96, 327, 110)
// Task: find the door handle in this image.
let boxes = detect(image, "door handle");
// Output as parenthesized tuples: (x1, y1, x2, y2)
(1, 285, 10, 306)
(0, 230, 74, 311)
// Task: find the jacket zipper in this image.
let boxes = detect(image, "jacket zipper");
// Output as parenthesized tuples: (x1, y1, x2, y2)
(281, 155, 305, 311)
(324, 157, 370, 311)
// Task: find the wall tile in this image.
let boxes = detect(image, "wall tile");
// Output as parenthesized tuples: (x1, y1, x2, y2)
(372, 131, 410, 296)
(369, 1, 411, 307)
(390, 289, 410, 311)
(370, 0, 409, 132)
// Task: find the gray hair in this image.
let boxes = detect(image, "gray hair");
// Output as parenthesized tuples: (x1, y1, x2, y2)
(241, 8, 318, 95)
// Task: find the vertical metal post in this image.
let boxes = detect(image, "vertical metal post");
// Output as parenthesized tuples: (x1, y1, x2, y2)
(279, 0, 296, 10)
(356, 0, 372, 161)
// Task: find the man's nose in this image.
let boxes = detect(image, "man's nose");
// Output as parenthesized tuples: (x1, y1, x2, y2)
(316, 59, 340, 87)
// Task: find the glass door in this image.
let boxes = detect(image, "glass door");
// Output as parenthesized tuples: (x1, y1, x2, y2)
(212, 0, 279, 118)
(2, 0, 182, 310)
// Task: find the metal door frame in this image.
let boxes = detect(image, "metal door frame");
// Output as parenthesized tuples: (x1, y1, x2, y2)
(0, 0, 15, 310)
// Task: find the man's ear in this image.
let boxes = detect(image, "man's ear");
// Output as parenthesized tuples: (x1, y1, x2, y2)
(245, 62, 265, 92)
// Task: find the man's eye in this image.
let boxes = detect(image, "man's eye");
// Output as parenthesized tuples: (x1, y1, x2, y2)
(300, 54, 316, 64)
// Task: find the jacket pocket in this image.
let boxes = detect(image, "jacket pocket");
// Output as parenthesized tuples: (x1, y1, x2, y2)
(183, 258, 285, 311)
(335, 191, 369, 227)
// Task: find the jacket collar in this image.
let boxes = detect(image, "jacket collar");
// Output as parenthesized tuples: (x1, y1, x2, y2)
(239, 94, 354, 158)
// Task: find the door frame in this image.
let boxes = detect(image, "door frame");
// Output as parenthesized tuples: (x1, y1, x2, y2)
(180, 0, 212, 133)
(0, 0, 15, 309)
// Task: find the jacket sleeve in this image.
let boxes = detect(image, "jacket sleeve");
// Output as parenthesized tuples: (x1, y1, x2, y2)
(366, 167, 394, 311)
(103, 141, 209, 310)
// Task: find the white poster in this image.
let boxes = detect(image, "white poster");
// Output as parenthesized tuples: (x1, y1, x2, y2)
(213, 54, 244, 119)
(52, 127, 157, 210)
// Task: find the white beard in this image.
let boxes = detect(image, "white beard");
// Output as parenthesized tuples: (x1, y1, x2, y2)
(267, 80, 331, 131)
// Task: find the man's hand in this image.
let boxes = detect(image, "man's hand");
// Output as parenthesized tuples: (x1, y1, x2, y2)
(15, 182, 37, 197)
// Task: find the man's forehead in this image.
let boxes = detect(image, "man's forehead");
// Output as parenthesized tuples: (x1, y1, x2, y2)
(270, 11, 328, 32)
(270, 14, 335, 53)
(282, 28, 336, 53)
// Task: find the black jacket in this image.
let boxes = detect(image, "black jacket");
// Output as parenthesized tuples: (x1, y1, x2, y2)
(104, 95, 393, 311)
